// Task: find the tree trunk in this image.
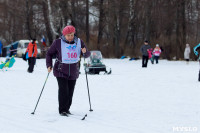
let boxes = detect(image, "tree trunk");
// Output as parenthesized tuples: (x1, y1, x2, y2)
(145, 0, 151, 42)
(71, 0, 77, 34)
(60, 0, 69, 27)
(176, 0, 186, 59)
(47, 0, 59, 37)
(112, 1, 120, 58)
(42, 0, 53, 45)
(25, 0, 34, 39)
(125, 0, 135, 47)
(97, 0, 104, 50)
(86, 0, 90, 44)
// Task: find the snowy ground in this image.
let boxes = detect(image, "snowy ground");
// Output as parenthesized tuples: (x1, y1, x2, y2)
(0, 57, 200, 133)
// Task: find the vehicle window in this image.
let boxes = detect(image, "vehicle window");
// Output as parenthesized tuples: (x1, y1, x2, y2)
(25, 43, 29, 48)
(20, 44, 23, 48)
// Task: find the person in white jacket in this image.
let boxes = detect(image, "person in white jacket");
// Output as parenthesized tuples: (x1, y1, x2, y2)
(184, 44, 191, 64)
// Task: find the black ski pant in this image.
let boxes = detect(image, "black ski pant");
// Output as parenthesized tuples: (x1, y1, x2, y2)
(199, 61, 200, 81)
(56, 77, 76, 114)
(199, 70, 200, 81)
(28, 57, 36, 73)
(154, 56, 159, 64)
(142, 55, 149, 67)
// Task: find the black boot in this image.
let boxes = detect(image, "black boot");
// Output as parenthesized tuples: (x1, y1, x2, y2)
(67, 110, 72, 115)
(60, 112, 68, 116)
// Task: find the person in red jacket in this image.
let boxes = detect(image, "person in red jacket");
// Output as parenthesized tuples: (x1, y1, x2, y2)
(26, 39, 38, 73)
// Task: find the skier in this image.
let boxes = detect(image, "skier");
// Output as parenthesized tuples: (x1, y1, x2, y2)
(193, 43, 200, 81)
(152, 44, 162, 64)
(0, 41, 2, 57)
(9, 45, 17, 57)
(26, 39, 38, 73)
(184, 44, 191, 64)
(140, 40, 151, 67)
(46, 25, 91, 116)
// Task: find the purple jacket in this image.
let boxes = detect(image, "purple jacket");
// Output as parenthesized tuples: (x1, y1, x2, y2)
(46, 38, 90, 80)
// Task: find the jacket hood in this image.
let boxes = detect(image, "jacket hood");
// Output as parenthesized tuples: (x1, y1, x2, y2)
(61, 34, 78, 44)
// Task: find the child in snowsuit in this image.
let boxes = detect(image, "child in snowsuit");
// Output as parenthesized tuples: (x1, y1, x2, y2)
(147, 48, 153, 64)
(193, 43, 200, 81)
(152, 44, 161, 64)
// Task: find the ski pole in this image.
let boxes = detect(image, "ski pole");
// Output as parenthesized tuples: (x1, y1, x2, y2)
(84, 58, 93, 112)
(31, 72, 50, 115)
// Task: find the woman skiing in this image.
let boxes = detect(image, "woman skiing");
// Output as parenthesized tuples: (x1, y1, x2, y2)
(46, 25, 91, 116)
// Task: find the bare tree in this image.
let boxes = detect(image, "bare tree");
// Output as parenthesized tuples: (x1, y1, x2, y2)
(42, 0, 54, 45)
(125, 0, 136, 47)
(25, 0, 35, 39)
(85, 0, 90, 44)
(97, 0, 105, 50)
(1, 0, 200, 59)
(176, 0, 186, 59)
(144, 0, 152, 42)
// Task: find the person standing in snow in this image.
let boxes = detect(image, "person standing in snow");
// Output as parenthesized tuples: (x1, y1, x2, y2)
(184, 44, 191, 64)
(0, 41, 2, 57)
(152, 44, 162, 64)
(46, 25, 91, 116)
(140, 40, 151, 67)
(9, 45, 17, 57)
(194, 43, 200, 81)
(26, 39, 38, 73)
(147, 48, 154, 64)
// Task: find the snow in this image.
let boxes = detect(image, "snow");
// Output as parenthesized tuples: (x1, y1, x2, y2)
(0, 57, 200, 133)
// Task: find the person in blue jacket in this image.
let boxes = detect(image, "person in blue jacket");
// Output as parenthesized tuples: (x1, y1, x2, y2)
(193, 43, 200, 81)
(0, 41, 2, 57)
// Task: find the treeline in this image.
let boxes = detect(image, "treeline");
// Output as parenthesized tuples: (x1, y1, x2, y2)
(0, 0, 199, 59)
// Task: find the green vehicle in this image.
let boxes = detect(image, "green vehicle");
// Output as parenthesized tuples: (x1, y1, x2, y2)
(84, 51, 111, 74)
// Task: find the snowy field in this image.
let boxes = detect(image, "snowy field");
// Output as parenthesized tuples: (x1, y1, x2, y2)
(0, 57, 200, 133)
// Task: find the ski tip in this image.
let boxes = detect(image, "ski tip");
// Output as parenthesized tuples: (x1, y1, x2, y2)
(81, 116, 86, 120)
(81, 114, 88, 120)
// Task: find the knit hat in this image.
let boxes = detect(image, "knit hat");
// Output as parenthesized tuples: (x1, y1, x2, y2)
(62, 25, 76, 35)
(156, 44, 159, 47)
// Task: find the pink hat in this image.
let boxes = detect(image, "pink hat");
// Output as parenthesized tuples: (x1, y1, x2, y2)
(62, 25, 76, 35)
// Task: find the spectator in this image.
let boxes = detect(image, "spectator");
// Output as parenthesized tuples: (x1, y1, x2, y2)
(140, 40, 151, 67)
(152, 44, 162, 64)
(26, 39, 38, 73)
(184, 44, 191, 64)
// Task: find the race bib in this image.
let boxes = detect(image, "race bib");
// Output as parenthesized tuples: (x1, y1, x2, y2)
(61, 38, 81, 64)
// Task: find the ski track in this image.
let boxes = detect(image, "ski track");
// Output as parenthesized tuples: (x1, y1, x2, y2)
(0, 58, 200, 133)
